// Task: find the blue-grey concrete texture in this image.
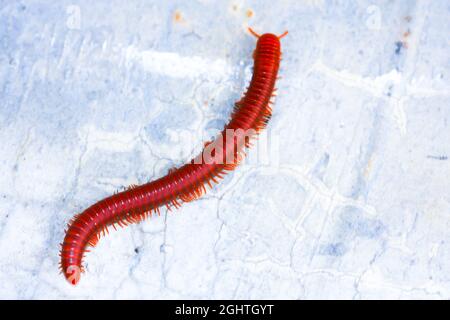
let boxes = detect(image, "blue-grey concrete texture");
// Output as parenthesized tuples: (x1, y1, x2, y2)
(0, 0, 449, 299)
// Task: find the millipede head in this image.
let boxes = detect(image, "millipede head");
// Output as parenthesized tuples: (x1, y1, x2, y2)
(248, 27, 288, 40)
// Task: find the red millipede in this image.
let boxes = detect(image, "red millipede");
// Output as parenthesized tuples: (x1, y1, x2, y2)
(60, 28, 287, 285)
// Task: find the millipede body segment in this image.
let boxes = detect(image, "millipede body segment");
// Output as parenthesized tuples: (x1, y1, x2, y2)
(60, 29, 287, 285)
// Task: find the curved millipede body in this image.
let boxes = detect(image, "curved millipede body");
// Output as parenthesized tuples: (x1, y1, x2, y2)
(60, 29, 287, 285)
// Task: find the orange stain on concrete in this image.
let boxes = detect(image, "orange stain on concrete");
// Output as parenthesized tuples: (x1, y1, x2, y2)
(174, 10, 183, 23)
